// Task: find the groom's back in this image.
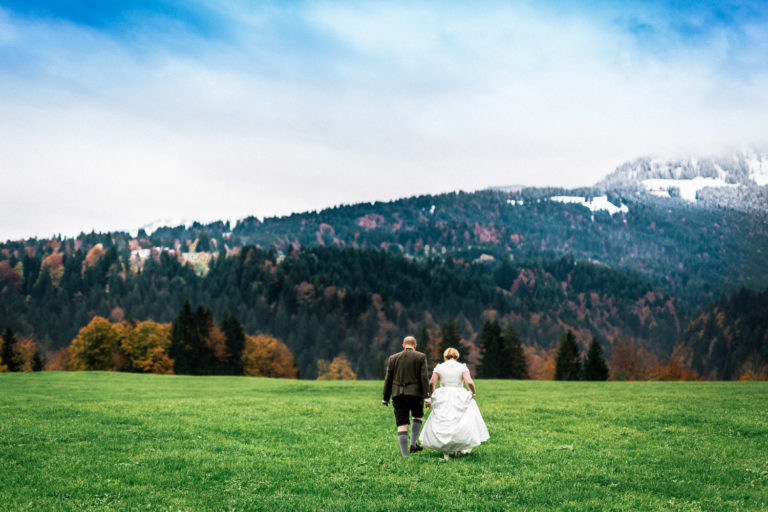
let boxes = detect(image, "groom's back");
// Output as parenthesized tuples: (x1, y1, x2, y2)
(385, 349, 428, 399)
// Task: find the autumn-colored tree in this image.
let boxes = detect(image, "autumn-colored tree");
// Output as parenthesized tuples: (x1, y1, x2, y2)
(46, 346, 72, 371)
(242, 334, 298, 378)
(525, 346, 556, 380)
(84, 243, 105, 268)
(120, 321, 174, 374)
(609, 338, 657, 380)
(70, 316, 123, 371)
(206, 326, 230, 373)
(0, 260, 22, 290)
(14, 335, 39, 372)
(317, 356, 357, 380)
(651, 357, 700, 381)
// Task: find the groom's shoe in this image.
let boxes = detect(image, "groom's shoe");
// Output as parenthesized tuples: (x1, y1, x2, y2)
(409, 444, 423, 453)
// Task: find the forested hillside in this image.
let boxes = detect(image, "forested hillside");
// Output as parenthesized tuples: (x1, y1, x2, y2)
(0, 244, 681, 379)
(6, 188, 765, 309)
(1, 187, 766, 379)
(674, 288, 768, 380)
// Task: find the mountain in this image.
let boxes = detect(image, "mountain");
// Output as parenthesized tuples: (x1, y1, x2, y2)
(596, 149, 768, 211)
(1, 151, 767, 378)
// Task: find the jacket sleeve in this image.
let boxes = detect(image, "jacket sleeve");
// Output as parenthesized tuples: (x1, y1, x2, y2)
(382, 356, 394, 402)
(420, 354, 430, 399)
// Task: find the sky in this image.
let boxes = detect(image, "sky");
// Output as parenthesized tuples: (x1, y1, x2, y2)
(2, 0, 768, 240)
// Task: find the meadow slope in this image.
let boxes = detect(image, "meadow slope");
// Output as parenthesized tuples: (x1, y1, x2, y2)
(1, 373, 766, 511)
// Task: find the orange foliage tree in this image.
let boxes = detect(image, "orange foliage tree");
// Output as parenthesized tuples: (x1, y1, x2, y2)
(70, 316, 124, 371)
(609, 338, 658, 380)
(525, 346, 556, 380)
(119, 321, 174, 374)
(47, 346, 73, 371)
(650, 357, 700, 381)
(317, 356, 357, 380)
(242, 334, 298, 379)
(13, 335, 39, 372)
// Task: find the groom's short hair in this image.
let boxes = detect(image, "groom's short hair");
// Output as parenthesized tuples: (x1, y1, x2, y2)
(403, 336, 417, 347)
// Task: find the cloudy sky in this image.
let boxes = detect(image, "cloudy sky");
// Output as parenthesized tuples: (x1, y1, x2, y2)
(2, 1, 768, 240)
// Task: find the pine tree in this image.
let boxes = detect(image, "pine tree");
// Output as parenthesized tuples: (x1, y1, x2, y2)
(439, 318, 468, 362)
(478, 320, 503, 378)
(583, 337, 609, 381)
(221, 311, 246, 375)
(171, 301, 194, 374)
(1, 327, 19, 372)
(192, 305, 215, 374)
(554, 330, 581, 381)
(420, 326, 436, 369)
(31, 350, 44, 372)
(502, 326, 529, 379)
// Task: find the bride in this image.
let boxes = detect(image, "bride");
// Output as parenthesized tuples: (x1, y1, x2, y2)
(419, 347, 489, 459)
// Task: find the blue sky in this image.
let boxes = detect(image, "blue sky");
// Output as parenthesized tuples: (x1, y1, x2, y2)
(2, 1, 768, 240)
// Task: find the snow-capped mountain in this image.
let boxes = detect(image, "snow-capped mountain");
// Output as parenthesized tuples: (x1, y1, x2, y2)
(596, 150, 768, 210)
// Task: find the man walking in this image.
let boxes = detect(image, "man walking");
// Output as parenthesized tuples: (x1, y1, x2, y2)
(382, 335, 431, 456)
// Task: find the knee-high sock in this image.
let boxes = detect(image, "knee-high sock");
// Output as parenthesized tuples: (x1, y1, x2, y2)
(398, 431, 409, 456)
(410, 419, 422, 446)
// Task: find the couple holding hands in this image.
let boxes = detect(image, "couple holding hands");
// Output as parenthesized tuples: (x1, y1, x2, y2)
(381, 336, 489, 459)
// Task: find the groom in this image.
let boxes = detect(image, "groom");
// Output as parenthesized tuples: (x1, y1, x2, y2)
(381, 335, 431, 457)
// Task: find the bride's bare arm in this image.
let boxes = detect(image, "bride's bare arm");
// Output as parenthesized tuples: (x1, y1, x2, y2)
(462, 371, 476, 395)
(429, 372, 439, 396)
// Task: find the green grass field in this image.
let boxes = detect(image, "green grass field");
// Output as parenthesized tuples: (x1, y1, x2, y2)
(1, 373, 767, 511)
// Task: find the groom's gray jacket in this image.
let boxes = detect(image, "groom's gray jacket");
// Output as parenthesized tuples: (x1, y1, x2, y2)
(382, 349, 430, 402)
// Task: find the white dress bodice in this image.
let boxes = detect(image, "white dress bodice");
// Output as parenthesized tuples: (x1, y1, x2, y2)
(434, 360, 468, 388)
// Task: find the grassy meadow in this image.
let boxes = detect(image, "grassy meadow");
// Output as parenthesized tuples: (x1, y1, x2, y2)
(1, 373, 767, 511)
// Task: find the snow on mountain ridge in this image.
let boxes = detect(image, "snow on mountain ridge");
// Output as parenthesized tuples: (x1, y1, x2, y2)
(596, 150, 768, 210)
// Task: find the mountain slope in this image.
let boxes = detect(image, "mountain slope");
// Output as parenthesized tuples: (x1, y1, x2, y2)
(674, 287, 768, 380)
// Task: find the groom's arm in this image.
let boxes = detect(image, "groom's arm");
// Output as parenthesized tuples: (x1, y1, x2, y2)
(419, 354, 430, 399)
(382, 356, 393, 405)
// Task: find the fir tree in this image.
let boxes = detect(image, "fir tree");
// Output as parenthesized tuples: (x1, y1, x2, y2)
(502, 326, 529, 379)
(31, 350, 44, 372)
(439, 318, 468, 362)
(554, 330, 581, 381)
(1, 327, 19, 372)
(171, 301, 194, 374)
(420, 326, 435, 368)
(221, 311, 246, 375)
(478, 320, 503, 378)
(583, 337, 609, 381)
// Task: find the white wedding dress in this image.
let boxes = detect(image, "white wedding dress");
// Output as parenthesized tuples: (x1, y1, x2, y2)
(419, 360, 489, 454)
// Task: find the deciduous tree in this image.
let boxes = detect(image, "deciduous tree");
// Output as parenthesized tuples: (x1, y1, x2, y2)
(242, 334, 298, 378)
(70, 316, 123, 371)
(317, 355, 356, 380)
(120, 321, 173, 374)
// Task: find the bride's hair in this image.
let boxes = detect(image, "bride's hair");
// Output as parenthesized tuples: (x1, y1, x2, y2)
(443, 347, 459, 360)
